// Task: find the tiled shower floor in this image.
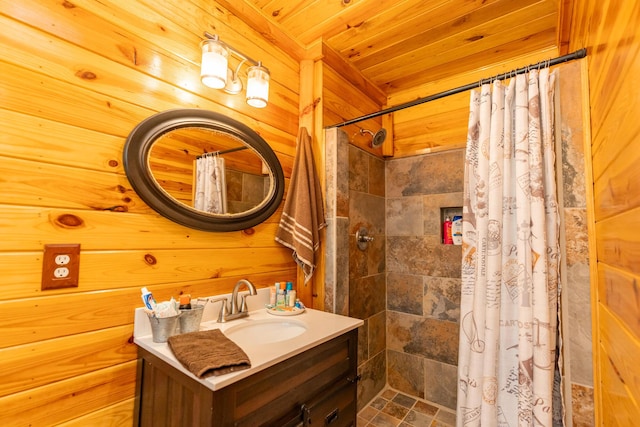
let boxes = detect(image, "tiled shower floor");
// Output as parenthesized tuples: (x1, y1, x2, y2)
(357, 387, 456, 427)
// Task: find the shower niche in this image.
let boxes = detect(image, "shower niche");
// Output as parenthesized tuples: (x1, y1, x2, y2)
(441, 206, 462, 245)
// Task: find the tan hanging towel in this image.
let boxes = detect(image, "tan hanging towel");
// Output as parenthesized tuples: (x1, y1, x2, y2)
(276, 127, 326, 283)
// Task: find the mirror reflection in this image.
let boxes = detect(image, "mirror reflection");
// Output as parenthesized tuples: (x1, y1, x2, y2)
(149, 127, 271, 216)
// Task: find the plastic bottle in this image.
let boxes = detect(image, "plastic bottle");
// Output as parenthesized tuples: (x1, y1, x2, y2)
(275, 282, 285, 306)
(178, 294, 191, 310)
(452, 215, 463, 245)
(288, 289, 297, 307)
(443, 216, 453, 244)
(285, 282, 293, 306)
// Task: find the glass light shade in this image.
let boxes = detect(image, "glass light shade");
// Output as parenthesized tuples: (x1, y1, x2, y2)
(246, 64, 270, 108)
(200, 39, 228, 89)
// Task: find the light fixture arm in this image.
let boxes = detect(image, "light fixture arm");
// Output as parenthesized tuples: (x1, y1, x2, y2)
(204, 32, 260, 67)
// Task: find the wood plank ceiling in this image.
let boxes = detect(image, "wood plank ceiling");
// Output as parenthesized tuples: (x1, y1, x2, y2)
(232, 0, 565, 98)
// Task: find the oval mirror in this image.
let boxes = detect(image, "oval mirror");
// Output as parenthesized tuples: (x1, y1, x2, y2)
(123, 109, 284, 232)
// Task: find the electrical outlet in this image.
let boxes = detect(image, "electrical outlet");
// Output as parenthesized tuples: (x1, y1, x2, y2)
(42, 244, 80, 290)
(55, 254, 71, 265)
(54, 267, 70, 278)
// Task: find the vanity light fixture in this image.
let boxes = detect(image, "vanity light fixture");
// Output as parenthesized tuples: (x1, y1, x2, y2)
(200, 32, 270, 108)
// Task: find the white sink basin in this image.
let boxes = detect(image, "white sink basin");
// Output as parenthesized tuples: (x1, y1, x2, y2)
(224, 318, 307, 345)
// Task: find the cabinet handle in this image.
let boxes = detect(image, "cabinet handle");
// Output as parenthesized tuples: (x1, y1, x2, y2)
(325, 408, 339, 424)
(347, 374, 361, 384)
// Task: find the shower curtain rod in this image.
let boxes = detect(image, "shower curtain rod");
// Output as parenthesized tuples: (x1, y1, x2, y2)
(325, 48, 587, 129)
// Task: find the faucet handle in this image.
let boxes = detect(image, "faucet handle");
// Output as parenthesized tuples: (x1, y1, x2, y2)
(208, 296, 228, 323)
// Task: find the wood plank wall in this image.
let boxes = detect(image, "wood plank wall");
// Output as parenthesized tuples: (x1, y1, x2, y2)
(0, 0, 300, 424)
(569, 1, 640, 425)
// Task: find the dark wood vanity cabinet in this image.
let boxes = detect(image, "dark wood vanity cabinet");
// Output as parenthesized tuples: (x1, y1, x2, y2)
(135, 329, 358, 427)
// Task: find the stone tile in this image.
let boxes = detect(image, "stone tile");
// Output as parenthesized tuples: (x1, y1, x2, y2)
(404, 409, 434, 426)
(387, 350, 425, 399)
(387, 236, 462, 278)
(386, 150, 464, 198)
(325, 128, 347, 217)
(350, 234, 369, 281)
(422, 193, 464, 236)
(423, 277, 461, 322)
(225, 169, 243, 202)
(392, 393, 417, 408)
(567, 262, 593, 385)
(369, 154, 386, 197)
(381, 389, 397, 400)
(367, 234, 386, 275)
(423, 359, 458, 410)
(324, 217, 337, 313)
(357, 415, 369, 427)
(350, 145, 369, 193)
(358, 351, 387, 411)
(563, 208, 589, 267)
(241, 173, 266, 204)
(334, 217, 350, 316)
(387, 272, 423, 315)
(387, 197, 424, 236)
(369, 311, 386, 356)
(350, 190, 386, 236)
(370, 411, 402, 427)
(382, 401, 410, 420)
(558, 62, 586, 209)
(413, 400, 439, 416)
(571, 383, 595, 427)
(370, 396, 389, 411)
(350, 274, 386, 319)
(359, 405, 379, 421)
(387, 311, 459, 365)
(358, 320, 369, 364)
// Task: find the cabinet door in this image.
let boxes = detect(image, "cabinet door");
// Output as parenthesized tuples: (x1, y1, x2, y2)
(136, 353, 214, 427)
(301, 381, 356, 427)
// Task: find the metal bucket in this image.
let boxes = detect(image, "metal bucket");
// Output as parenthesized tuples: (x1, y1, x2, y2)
(178, 304, 205, 334)
(147, 313, 181, 343)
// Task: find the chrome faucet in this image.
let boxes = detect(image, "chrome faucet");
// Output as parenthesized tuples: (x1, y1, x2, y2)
(210, 279, 257, 323)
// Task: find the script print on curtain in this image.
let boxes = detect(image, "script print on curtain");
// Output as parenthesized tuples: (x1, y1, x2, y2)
(194, 154, 227, 214)
(456, 69, 561, 427)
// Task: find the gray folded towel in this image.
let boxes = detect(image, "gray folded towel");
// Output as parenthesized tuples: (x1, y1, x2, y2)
(167, 329, 251, 378)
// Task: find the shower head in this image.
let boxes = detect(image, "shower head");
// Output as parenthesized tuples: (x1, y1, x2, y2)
(360, 128, 387, 148)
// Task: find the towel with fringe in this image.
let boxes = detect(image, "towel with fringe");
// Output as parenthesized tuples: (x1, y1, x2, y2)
(275, 127, 326, 284)
(167, 329, 250, 378)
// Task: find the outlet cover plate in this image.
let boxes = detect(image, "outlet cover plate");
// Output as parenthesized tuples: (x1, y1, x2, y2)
(42, 244, 80, 290)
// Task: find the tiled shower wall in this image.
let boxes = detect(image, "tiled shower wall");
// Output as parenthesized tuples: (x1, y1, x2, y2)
(325, 128, 388, 410)
(385, 150, 464, 410)
(324, 61, 593, 422)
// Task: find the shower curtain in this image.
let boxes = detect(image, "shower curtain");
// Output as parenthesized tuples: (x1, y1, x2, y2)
(456, 69, 561, 427)
(194, 154, 227, 214)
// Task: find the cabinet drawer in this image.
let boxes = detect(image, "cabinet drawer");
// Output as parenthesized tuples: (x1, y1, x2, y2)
(217, 329, 358, 426)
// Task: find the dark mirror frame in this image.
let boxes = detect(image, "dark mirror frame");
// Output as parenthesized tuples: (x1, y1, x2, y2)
(123, 109, 284, 232)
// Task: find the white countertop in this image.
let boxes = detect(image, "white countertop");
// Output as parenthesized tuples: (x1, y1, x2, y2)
(133, 288, 363, 391)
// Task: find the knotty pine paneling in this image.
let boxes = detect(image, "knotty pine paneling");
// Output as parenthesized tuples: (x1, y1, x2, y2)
(570, 0, 640, 423)
(0, 362, 137, 426)
(0, 0, 300, 423)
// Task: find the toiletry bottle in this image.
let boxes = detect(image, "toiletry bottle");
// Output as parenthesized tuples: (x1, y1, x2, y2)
(269, 286, 276, 306)
(276, 282, 285, 306)
(178, 294, 191, 310)
(288, 289, 297, 307)
(443, 216, 453, 244)
(452, 215, 463, 245)
(285, 282, 293, 306)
